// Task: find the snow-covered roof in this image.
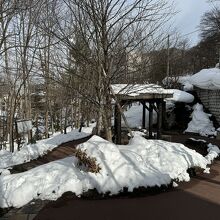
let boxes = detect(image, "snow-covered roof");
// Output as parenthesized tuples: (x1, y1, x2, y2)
(166, 89, 194, 103)
(176, 68, 220, 91)
(189, 68, 220, 90)
(111, 84, 173, 99)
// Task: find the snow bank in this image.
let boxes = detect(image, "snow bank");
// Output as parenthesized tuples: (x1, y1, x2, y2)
(0, 135, 210, 208)
(185, 103, 216, 137)
(205, 143, 220, 164)
(0, 130, 90, 169)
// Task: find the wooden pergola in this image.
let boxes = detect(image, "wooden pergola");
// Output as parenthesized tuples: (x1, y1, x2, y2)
(112, 84, 173, 144)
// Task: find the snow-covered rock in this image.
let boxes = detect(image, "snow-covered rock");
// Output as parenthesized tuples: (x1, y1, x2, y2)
(205, 143, 220, 164)
(0, 135, 213, 208)
(185, 103, 216, 137)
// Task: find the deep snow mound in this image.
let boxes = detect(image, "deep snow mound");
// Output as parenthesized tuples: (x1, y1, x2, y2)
(0, 135, 213, 208)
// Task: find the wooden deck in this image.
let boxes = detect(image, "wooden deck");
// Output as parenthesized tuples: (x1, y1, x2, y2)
(180, 160, 220, 205)
(4, 132, 220, 220)
(34, 133, 220, 220)
(35, 160, 220, 220)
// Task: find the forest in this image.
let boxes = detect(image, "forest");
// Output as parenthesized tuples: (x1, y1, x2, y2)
(0, 0, 219, 152)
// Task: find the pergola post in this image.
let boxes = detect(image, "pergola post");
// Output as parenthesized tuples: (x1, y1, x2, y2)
(142, 101, 146, 129)
(149, 101, 153, 138)
(157, 99, 163, 139)
(114, 103, 121, 144)
(162, 100, 166, 129)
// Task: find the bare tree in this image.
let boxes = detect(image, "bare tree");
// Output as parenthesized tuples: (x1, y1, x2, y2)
(36, 0, 173, 141)
(200, 6, 220, 39)
(0, 0, 45, 151)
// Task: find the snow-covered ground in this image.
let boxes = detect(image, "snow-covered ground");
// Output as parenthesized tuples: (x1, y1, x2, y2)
(0, 129, 92, 170)
(122, 103, 157, 128)
(0, 135, 218, 208)
(185, 103, 217, 137)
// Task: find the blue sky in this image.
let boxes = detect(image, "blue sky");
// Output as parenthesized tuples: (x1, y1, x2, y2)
(174, 0, 212, 46)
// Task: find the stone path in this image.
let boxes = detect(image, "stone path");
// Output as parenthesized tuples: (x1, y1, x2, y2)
(0, 200, 48, 220)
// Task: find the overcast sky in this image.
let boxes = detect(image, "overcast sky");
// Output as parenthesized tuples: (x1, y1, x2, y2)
(173, 0, 212, 46)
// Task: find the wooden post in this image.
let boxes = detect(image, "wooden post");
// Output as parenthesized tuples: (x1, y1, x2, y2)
(157, 100, 163, 139)
(15, 120, 20, 150)
(114, 103, 121, 144)
(162, 100, 166, 129)
(142, 101, 146, 129)
(149, 102, 153, 138)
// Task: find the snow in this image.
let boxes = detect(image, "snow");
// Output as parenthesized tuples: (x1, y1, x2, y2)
(111, 84, 173, 96)
(172, 182, 179, 187)
(189, 68, 220, 90)
(164, 89, 194, 119)
(185, 103, 216, 137)
(177, 75, 194, 91)
(163, 75, 193, 91)
(128, 130, 147, 137)
(0, 135, 213, 208)
(183, 82, 194, 91)
(122, 103, 157, 128)
(163, 68, 220, 90)
(205, 143, 220, 164)
(189, 138, 207, 143)
(0, 130, 91, 170)
(166, 89, 194, 103)
(0, 169, 10, 176)
(17, 120, 32, 134)
(177, 68, 220, 90)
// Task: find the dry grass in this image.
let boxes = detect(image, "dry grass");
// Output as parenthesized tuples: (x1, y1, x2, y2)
(74, 149, 101, 173)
